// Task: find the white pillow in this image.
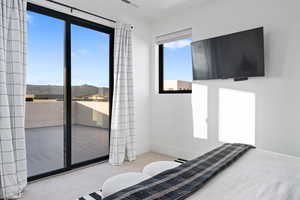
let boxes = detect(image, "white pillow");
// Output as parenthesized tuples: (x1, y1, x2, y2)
(102, 172, 151, 197)
(143, 161, 181, 177)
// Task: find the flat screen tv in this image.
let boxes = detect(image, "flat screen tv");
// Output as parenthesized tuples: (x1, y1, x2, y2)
(192, 27, 264, 81)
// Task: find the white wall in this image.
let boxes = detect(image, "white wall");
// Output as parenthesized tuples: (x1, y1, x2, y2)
(150, 0, 300, 159)
(28, 0, 152, 155)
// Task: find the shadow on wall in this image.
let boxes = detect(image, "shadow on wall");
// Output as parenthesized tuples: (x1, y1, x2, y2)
(192, 84, 256, 146)
(73, 101, 110, 129)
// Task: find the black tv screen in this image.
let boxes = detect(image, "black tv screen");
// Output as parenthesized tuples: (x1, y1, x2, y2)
(192, 27, 264, 80)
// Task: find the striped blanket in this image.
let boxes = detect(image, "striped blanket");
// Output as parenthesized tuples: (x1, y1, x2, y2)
(79, 191, 103, 200)
(79, 143, 254, 200)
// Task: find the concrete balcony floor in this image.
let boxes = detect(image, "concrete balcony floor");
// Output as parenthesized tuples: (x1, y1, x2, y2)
(26, 125, 109, 177)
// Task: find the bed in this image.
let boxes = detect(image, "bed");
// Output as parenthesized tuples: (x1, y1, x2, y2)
(188, 148, 300, 200)
(79, 144, 300, 200)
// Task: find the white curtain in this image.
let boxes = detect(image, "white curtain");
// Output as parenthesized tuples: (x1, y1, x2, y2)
(109, 22, 136, 166)
(0, 0, 27, 199)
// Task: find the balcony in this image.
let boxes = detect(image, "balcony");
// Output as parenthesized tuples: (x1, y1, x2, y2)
(25, 100, 110, 177)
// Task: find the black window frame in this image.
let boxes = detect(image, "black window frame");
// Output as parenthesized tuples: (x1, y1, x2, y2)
(158, 43, 192, 94)
(27, 3, 114, 182)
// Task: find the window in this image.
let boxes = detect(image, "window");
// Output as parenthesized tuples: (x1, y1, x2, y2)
(158, 29, 192, 94)
(26, 3, 113, 181)
(71, 24, 111, 164)
(26, 10, 65, 178)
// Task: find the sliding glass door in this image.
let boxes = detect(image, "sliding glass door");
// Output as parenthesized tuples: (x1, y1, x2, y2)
(71, 24, 110, 164)
(26, 3, 113, 180)
(26, 11, 65, 177)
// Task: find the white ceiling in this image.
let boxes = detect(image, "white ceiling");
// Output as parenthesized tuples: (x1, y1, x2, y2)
(61, 0, 212, 22)
(126, 0, 212, 21)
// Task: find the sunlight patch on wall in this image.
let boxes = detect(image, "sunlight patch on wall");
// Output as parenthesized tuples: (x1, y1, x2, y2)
(219, 88, 255, 145)
(192, 84, 208, 139)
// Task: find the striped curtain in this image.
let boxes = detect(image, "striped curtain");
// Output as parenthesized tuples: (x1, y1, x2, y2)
(0, 0, 27, 199)
(109, 22, 136, 166)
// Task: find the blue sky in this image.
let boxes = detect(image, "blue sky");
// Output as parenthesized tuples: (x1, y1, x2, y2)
(27, 11, 192, 88)
(27, 11, 110, 87)
(164, 38, 192, 81)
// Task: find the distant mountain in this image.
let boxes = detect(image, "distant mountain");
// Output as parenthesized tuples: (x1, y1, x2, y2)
(27, 84, 109, 97)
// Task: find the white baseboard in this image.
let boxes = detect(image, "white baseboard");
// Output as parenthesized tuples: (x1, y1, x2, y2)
(150, 143, 222, 160)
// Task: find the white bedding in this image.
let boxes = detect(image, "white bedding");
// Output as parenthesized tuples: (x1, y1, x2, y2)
(188, 149, 300, 200)
(101, 148, 300, 200)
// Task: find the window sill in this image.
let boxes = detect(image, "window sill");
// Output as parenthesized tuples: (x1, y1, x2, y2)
(159, 90, 192, 94)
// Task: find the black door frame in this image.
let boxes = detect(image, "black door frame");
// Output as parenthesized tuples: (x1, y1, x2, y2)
(27, 3, 114, 182)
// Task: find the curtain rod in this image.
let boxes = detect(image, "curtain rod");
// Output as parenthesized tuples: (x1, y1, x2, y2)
(44, 0, 116, 23)
(43, 0, 117, 24)
(36, 0, 132, 30)
(43, 0, 134, 29)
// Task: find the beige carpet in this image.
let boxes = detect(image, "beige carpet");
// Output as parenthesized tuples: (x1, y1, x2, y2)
(21, 152, 174, 200)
